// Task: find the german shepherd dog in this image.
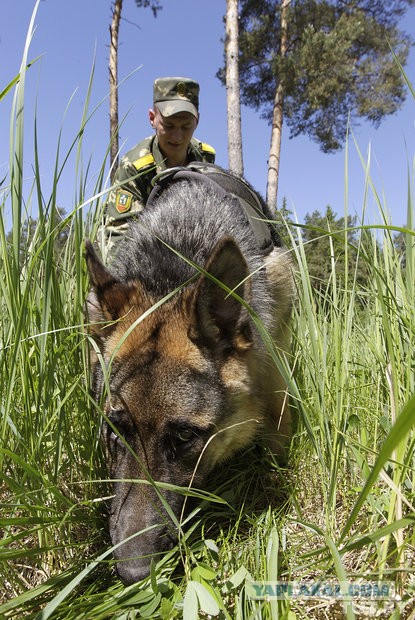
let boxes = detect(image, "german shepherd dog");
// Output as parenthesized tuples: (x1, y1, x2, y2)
(85, 165, 294, 584)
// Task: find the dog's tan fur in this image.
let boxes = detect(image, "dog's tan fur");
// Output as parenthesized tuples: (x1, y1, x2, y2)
(86, 173, 294, 584)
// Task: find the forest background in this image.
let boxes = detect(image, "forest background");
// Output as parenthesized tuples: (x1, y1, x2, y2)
(2, 0, 415, 231)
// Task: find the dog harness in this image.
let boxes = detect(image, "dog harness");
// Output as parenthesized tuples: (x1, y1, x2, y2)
(147, 162, 281, 256)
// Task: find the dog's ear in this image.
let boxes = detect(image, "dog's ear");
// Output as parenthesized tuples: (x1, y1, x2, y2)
(188, 237, 253, 352)
(85, 240, 136, 328)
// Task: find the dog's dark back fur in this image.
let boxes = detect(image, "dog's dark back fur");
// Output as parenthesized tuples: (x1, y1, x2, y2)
(115, 178, 270, 300)
(86, 169, 294, 584)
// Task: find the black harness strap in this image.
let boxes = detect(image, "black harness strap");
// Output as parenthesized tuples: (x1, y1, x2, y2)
(147, 163, 279, 255)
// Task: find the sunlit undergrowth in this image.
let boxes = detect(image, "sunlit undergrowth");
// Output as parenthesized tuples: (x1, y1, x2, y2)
(1, 6, 415, 619)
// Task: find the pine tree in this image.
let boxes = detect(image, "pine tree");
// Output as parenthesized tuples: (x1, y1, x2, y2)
(225, 0, 244, 176)
(223, 0, 413, 209)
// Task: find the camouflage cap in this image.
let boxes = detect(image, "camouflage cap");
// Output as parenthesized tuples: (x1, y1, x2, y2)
(153, 77, 199, 118)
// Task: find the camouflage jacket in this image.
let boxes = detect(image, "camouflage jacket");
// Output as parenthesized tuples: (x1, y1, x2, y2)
(104, 135, 215, 249)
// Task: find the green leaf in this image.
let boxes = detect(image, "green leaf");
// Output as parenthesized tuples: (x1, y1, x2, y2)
(160, 597, 178, 619)
(340, 392, 415, 542)
(267, 527, 279, 582)
(150, 558, 159, 594)
(227, 565, 249, 589)
(191, 581, 220, 616)
(191, 562, 217, 581)
(183, 582, 199, 620)
(139, 591, 162, 618)
(204, 538, 219, 554)
(341, 516, 415, 554)
(0, 56, 41, 101)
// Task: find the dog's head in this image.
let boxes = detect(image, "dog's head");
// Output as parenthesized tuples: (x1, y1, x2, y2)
(85, 237, 263, 584)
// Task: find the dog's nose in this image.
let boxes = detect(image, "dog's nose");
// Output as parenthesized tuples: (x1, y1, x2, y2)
(116, 558, 151, 585)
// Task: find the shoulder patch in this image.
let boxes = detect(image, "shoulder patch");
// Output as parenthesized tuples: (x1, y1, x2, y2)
(115, 189, 133, 214)
(201, 143, 216, 155)
(132, 153, 155, 171)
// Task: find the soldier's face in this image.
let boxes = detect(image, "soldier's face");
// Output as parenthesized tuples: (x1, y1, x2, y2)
(149, 107, 198, 166)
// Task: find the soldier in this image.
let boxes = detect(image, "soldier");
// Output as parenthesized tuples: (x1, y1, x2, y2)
(103, 77, 216, 254)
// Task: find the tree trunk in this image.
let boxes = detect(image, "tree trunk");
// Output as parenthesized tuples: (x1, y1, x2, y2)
(225, 0, 244, 177)
(266, 0, 290, 211)
(109, 0, 122, 183)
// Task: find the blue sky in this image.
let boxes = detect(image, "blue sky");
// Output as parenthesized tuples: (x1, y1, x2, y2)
(1, 0, 415, 230)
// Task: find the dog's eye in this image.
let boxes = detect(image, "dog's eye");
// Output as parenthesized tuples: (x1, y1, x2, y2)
(106, 409, 133, 443)
(176, 428, 195, 443)
(166, 425, 211, 460)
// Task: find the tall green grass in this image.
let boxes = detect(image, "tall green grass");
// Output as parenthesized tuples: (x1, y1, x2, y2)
(1, 4, 110, 614)
(1, 5, 415, 619)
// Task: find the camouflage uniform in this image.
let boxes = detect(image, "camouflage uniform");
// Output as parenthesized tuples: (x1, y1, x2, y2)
(103, 76, 216, 255)
(104, 135, 215, 249)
